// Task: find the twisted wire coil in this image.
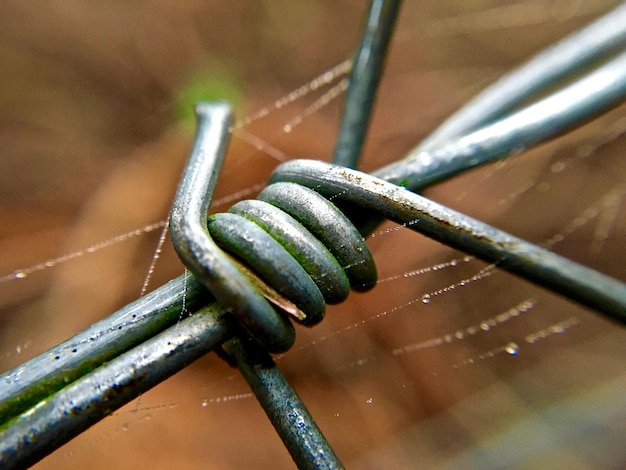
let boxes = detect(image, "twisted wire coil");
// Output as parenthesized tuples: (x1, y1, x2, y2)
(209, 183, 377, 323)
(170, 102, 376, 353)
(3, 4, 626, 467)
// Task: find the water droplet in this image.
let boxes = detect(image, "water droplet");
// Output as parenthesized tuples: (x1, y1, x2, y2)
(421, 294, 431, 304)
(201, 399, 208, 408)
(505, 342, 519, 355)
(14, 271, 27, 279)
(550, 161, 566, 173)
(283, 124, 292, 133)
(366, 398, 373, 405)
(295, 415, 306, 428)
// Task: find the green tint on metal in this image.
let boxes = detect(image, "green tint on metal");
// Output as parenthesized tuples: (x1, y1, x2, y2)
(0, 272, 208, 426)
(2, 3, 626, 469)
(270, 160, 626, 325)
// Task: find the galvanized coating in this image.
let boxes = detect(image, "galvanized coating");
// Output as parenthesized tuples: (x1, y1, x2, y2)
(259, 182, 378, 291)
(208, 212, 326, 326)
(230, 199, 350, 304)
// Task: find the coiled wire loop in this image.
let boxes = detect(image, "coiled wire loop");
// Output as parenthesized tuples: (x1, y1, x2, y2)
(171, 103, 377, 353)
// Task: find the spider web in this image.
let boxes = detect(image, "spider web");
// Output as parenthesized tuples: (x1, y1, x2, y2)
(0, 1, 625, 469)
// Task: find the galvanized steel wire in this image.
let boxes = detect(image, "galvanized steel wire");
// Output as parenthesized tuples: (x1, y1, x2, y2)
(2, 2, 626, 469)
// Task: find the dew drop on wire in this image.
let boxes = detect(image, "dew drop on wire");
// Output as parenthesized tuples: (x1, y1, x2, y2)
(14, 271, 27, 279)
(505, 342, 519, 355)
(294, 415, 305, 428)
(550, 161, 566, 173)
(421, 294, 431, 304)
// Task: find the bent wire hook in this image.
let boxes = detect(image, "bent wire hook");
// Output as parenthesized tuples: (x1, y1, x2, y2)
(168, 102, 296, 353)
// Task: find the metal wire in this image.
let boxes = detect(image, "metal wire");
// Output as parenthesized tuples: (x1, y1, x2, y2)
(375, 50, 626, 191)
(332, 0, 401, 168)
(0, 271, 207, 422)
(2, 3, 626, 468)
(417, 2, 626, 152)
(270, 160, 626, 324)
(168, 103, 375, 469)
(224, 337, 343, 470)
(0, 2, 397, 466)
(165, 3, 397, 467)
(0, 304, 236, 469)
(169, 102, 297, 353)
(3, 145, 625, 467)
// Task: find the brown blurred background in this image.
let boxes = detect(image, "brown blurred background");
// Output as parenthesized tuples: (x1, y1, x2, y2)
(1, 1, 625, 469)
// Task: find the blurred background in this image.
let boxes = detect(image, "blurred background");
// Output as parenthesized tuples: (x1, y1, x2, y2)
(1, 1, 625, 468)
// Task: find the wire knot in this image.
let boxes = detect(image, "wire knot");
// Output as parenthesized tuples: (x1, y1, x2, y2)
(170, 103, 376, 353)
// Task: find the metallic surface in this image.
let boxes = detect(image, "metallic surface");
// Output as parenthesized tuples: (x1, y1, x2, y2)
(332, 0, 401, 169)
(225, 336, 344, 469)
(1, 304, 236, 469)
(208, 212, 326, 326)
(271, 160, 626, 324)
(229, 199, 351, 304)
(258, 183, 377, 292)
(376, 50, 626, 191)
(417, 2, 626, 151)
(169, 102, 295, 353)
(1, 3, 396, 465)
(0, 271, 209, 423)
(2, 4, 626, 468)
(168, 103, 344, 468)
